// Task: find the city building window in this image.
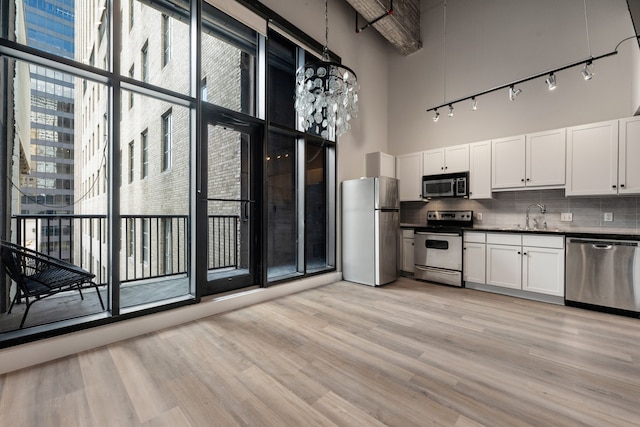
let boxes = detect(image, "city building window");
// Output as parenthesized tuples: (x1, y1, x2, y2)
(127, 218, 135, 257)
(129, 65, 134, 108)
(142, 219, 150, 263)
(129, 0, 134, 30)
(162, 111, 172, 171)
(141, 41, 149, 83)
(128, 141, 135, 183)
(163, 218, 172, 274)
(162, 14, 172, 67)
(141, 129, 148, 178)
(201, 78, 207, 102)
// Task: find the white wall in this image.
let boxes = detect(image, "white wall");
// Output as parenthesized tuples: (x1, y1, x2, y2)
(388, 0, 639, 154)
(261, 0, 392, 181)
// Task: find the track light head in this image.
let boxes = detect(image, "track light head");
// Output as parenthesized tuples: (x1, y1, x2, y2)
(509, 85, 522, 101)
(545, 73, 557, 90)
(448, 104, 454, 117)
(471, 97, 478, 111)
(433, 109, 440, 122)
(581, 61, 594, 80)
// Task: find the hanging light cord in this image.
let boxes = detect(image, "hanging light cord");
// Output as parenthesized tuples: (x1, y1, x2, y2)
(584, 0, 592, 58)
(442, 0, 447, 104)
(323, 0, 329, 60)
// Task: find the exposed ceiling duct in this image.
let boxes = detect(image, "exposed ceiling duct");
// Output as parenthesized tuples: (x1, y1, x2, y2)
(346, 0, 422, 55)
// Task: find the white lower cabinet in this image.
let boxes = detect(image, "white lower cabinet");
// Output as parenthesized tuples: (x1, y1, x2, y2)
(486, 244, 522, 289)
(401, 229, 415, 273)
(463, 232, 486, 283)
(521, 235, 565, 297)
(468, 232, 565, 298)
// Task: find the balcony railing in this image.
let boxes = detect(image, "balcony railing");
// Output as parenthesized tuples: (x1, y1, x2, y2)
(11, 214, 239, 284)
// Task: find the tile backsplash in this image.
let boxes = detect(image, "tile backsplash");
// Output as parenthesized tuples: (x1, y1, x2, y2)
(400, 189, 640, 233)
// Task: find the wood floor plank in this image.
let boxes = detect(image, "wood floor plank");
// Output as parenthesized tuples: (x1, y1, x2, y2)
(312, 391, 389, 427)
(2, 277, 640, 426)
(78, 348, 140, 426)
(107, 342, 174, 424)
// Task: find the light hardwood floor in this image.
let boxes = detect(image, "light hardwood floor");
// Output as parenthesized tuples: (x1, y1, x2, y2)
(1, 277, 639, 426)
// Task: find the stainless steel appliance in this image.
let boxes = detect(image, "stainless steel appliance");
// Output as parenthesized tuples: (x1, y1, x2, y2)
(414, 210, 473, 287)
(422, 172, 469, 199)
(566, 237, 640, 314)
(342, 177, 400, 286)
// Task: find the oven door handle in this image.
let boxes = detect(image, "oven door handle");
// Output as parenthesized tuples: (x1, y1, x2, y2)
(415, 232, 460, 237)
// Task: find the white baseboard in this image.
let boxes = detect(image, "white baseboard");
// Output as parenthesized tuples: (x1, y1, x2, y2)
(0, 272, 341, 374)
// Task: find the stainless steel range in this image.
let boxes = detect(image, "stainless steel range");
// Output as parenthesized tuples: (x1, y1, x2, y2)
(414, 210, 473, 287)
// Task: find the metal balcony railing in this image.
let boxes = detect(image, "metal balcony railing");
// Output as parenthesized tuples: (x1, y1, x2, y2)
(11, 214, 239, 285)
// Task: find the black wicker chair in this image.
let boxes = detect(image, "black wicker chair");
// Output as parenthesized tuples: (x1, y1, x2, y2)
(1, 241, 105, 328)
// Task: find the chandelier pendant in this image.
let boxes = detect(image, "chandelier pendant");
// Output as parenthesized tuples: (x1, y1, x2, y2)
(294, 0, 359, 139)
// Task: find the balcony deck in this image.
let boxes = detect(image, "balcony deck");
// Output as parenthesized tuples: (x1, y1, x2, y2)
(0, 275, 190, 333)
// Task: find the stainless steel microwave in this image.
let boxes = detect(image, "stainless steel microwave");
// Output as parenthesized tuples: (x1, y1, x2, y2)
(422, 172, 469, 198)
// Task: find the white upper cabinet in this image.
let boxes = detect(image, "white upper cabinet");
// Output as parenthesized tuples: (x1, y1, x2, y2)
(566, 120, 618, 196)
(423, 144, 469, 176)
(492, 130, 565, 190)
(366, 152, 396, 178)
(526, 129, 566, 187)
(618, 116, 640, 194)
(492, 135, 526, 189)
(396, 152, 423, 201)
(469, 140, 492, 199)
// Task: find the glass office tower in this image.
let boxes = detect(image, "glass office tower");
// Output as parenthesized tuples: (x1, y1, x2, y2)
(19, 0, 76, 260)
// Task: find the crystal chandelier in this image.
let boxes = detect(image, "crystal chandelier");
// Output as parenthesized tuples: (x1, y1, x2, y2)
(295, 0, 359, 139)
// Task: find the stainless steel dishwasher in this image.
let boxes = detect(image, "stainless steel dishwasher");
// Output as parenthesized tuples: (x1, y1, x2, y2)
(566, 237, 640, 314)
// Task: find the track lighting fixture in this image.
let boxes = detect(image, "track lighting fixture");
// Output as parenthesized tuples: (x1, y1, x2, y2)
(426, 35, 639, 119)
(509, 85, 521, 101)
(581, 61, 594, 80)
(448, 104, 454, 117)
(433, 109, 440, 122)
(545, 73, 557, 90)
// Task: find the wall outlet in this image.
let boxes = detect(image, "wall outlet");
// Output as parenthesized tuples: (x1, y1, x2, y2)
(477, 212, 483, 221)
(560, 212, 573, 222)
(604, 212, 614, 222)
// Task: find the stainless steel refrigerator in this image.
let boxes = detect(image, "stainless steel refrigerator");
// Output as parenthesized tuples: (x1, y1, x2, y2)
(342, 176, 400, 286)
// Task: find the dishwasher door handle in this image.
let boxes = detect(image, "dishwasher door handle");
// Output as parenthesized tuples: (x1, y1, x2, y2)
(592, 244, 613, 250)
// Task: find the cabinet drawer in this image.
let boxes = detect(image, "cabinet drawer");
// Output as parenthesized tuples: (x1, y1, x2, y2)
(522, 234, 564, 249)
(486, 233, 521, 246)
(464, 232, 486, 243)
(402, 229, 415, 238)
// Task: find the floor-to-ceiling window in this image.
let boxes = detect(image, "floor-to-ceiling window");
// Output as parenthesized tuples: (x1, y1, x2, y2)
(266, 28, 336, 282)
(1, 0, 337, 343)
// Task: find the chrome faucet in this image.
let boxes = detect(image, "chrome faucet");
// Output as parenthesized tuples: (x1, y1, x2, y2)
(525, 203, 546, 230)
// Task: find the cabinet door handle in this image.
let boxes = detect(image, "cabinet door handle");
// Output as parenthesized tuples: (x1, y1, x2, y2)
(621, 184, 625, 188)
(526, 178, 530, 181)
(517, 251, 521, 255)
(523, 252, 527, 255)
(612, 185, 617, 189)
(521, 179, 525, 182)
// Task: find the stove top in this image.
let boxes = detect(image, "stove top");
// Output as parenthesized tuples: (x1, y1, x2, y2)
(426, 210, 473, 228)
